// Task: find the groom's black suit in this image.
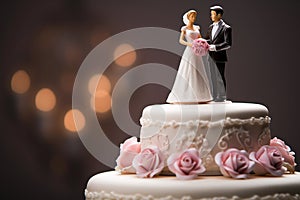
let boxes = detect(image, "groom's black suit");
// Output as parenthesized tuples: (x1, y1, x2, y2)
(205, 20, 232, 95)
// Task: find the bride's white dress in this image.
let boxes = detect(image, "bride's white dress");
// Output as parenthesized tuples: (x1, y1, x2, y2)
(167, 25, 213, 103)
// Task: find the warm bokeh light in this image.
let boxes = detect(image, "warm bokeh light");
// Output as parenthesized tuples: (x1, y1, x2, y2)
(35, 88, 56, 112)
(114, 43, 136, 67)
(64, 109, 86, 132)
(91, 90, 112, 113)
(11, 70, 31, 94)
(88, 74, 111, 95)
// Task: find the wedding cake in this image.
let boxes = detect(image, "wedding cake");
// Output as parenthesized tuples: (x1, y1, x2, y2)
(84, 6, 299, 200)
(85, 102, 300, 200)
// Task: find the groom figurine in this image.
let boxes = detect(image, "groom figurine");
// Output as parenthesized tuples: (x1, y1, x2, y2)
(205, 5, 232, 102)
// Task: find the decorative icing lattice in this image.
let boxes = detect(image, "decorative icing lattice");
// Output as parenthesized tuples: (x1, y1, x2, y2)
(218, 127, 252, 151)
(202, 153, 214, 166)
(175, 130, 196, 151)
(142, 117, 271, 160)
(142, 134, 170, 152)
(258, 127, 271, 146)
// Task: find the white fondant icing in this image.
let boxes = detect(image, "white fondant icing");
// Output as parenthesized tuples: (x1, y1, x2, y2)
(140, 103, 271, 175)
(85, 171, 300, 200)
(85, 189, 300, 200)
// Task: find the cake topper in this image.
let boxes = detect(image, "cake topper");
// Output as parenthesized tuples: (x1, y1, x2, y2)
(205, 5, 232, 102)
(166, 10, 213, 104)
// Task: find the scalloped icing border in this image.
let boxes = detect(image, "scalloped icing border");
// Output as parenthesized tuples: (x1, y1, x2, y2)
(85, 190, 300, 200)
(140, 116, 271, 129)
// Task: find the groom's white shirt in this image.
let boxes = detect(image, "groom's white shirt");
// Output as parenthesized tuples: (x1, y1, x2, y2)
(209, 20, 223, 51)
(212, 20, 221, 39)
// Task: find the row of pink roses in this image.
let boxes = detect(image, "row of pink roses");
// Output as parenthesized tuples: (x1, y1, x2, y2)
(115, 137, 296, 180)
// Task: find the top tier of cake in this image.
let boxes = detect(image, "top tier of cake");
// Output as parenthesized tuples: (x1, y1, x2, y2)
(139, 102, 271, 175)
(140, 102, 268, 127)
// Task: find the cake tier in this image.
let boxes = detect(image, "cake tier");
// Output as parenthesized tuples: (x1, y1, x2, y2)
(140, 102, 271, 175)
(85, 171, 300, 200)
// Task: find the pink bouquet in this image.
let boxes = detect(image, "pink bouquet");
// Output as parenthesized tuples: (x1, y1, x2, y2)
(192, 38, 209, 56)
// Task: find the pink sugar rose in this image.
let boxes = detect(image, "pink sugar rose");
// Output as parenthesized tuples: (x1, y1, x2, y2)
(115, 137, 141, 174)
(132, 146, 165, 178)
(249, 145, 285, 176)
(215, 148, 255, 179)
(270, 137, 296, 172)
(167, 148, 206, 180)
(270, 137, 291, 152)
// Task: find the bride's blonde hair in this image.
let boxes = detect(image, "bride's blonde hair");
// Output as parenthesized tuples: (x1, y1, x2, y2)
(183, 10, 197, 25)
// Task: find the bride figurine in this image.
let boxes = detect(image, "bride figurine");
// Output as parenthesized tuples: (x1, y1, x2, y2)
(166, 10, 213, 104)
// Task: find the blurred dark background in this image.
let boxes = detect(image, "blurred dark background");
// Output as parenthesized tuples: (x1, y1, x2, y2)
(1, 0, 299, 199)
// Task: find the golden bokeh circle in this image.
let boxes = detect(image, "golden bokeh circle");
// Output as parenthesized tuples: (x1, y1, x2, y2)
(35, 88, 56, 112)
(11, 70, 31, 94)
(114, 44, 136, 67)
(64, 109, 86, 132)
(91, 90, 112, 113)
